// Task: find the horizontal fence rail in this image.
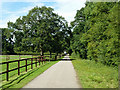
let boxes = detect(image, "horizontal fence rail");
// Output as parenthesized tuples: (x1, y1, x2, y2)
(0, 53, 65, 81)
(0, 56, 49, 81)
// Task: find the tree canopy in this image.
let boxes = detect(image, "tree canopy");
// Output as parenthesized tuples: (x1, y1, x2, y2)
(1, 6, 70, 56)
(1, 2, 119, 65)
(70, 2, 119, 66)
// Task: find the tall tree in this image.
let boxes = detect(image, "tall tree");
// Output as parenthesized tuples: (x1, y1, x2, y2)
(70, 2, 119, 66)
(8, 6, 70, 56)
(70, 7, 87, 59)
(1, 28, 14, 54)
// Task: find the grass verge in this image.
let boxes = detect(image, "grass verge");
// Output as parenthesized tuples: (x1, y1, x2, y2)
(1, 55, 51, 81)
(70, 56, 118, 88)
(1, 61, 59, 89)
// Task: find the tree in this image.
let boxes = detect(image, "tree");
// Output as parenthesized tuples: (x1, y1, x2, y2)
(1, 28, 14, 54)
(70, 7, 87, 59)
(7, 6, 70, 57)
(70, 1, 119, 66)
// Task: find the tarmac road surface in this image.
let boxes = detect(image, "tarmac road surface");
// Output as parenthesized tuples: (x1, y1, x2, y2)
(22, 55, 81, 88)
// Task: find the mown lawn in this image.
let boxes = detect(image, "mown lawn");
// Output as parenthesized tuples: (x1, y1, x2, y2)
(0, 55, 46, 81)
(0, 54, 59, 81)
(0, 54, 63, 89)
(1, 60, 59, 89)
(71, 56, 118, 88)
(0, 55, 33, 62)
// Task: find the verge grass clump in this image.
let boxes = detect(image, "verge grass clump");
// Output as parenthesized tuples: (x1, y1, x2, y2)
(71, 56, 118, 88)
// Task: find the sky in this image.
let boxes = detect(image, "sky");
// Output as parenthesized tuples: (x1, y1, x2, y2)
(0, 0, 86, 28)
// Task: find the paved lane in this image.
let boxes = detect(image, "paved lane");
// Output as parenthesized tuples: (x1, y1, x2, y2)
(22, 55, 81, 88)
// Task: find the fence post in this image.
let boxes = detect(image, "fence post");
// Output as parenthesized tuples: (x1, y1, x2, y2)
(6, 62, 9, 81)
(25, 59, 27, 72)
(44, 56, 46, 64)
(18, 60, 20, 75)
(39, 57, 40, 66)
(49, 55, 50, 62)
(35, 58, 37, 67)
(19, 55, 21, 60)
(6, 55, 10, 62)
(42, 56, 43, 65)
(31, 58, 33, 69)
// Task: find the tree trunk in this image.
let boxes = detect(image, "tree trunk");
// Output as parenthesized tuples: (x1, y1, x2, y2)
(40, 49, 44, 56)
(40, 44, 42, 56)
(40, 44, 44, 56)
(49, 51, 52, 62)
(42, 49, 44, 56)
(55, 53, 58, 60)
(49, 51, 52, 58)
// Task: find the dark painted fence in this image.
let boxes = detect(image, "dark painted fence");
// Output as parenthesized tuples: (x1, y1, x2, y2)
(0, 56, 47, 81)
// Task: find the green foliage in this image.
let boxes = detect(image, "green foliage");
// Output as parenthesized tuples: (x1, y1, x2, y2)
(1, 28, 14, 54)
(1, 60, 58, 89)
(70, 7, 87, 59)
(70, 2, 119, 66)
(2, 6, 70, 55)
(71, 56, 118, 88)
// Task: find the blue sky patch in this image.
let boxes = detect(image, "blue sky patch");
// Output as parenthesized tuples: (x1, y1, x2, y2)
(0, 0, 85, 28)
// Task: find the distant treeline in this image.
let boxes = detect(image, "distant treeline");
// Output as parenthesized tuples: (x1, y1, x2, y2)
(70, 2, 120, 66)
(1, 6, 71, 56)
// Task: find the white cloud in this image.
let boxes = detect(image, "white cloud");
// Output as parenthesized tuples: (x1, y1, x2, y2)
(0, 2, 44, 28)
(1, 0, 56, 2)
(0, 6, 34, 28)
(0, 14, 20, 28)
(0, 0, 86, 28)
(54, 0, 86, 25)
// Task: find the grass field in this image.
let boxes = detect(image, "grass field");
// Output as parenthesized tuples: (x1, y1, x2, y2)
(0, 55, 42, 81)
(0, 54, 55, 81)
(71, 56, 118, 88)
(0, 54, 63, 89)
(1, 60, 59, 89)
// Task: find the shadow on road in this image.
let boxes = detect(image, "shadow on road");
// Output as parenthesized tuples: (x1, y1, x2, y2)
(58, 58, 75, 61)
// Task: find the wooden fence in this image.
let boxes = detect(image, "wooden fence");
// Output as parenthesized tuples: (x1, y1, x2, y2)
(0, 56, 48, 81)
